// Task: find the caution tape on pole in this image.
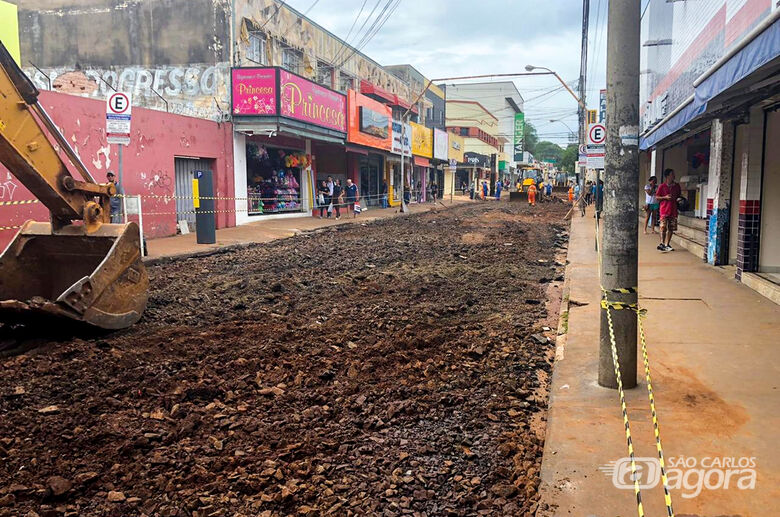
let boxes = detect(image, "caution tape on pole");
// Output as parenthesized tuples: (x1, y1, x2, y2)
(595, 216, 675, 517)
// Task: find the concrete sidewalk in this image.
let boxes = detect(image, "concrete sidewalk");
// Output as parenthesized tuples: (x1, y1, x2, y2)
(144, 197, 473, 260)
(539, 207, 780, 516)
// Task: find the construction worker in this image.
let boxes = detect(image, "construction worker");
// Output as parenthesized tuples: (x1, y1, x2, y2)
(568, 184, 575, 204)
(527, 182, 537, 206)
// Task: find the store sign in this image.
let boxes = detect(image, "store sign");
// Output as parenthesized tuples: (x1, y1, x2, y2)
(433, 128, 448, 161)
(348, 90, 391, 150)
(411, 121, 433, 158)
(392, 120, 412, 156)
(231, 67, 277, 115)
(513, 112, 524, 161)
(464, 151, 490, 168)
(279, 69, 346, 133)
(448, 132, 464, 163)
(359, 107, 389, 139)
(640, 0, 773, 132)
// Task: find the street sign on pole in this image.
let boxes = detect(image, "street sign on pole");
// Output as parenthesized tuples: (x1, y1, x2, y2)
(106, 92, 132, 146)
(586, 123, 606, 169)
(578, 143, 587, 167)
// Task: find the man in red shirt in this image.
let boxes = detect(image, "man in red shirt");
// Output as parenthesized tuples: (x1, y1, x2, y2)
(655, 168, 682, 252)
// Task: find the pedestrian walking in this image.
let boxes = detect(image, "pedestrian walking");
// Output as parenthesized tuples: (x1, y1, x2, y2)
(332, 179, 343, 219)
(381, 180, 388, 208)
(495, 179, 503, 201)
(469, 180, 475, 200)
(317, 180, 330, 219)
(416, 180, 422, 203)
(403, 183, 411, 205)
(656, 168, 681, 252)
(644, 176, 659, 234)
(527, 182, 537, 206)
(345, 178, 359, 218)
(481, 181, 488, 200)
(585, 181, 593, 205)
(106, 171, 123, 223)
(430, 181, 438, 203)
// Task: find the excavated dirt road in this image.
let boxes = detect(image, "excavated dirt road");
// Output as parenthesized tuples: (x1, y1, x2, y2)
(0, 201, 569, 516)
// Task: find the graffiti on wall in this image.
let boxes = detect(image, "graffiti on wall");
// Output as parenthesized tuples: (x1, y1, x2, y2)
(24, 63, 230, 121)
(0, 174, 18, 200)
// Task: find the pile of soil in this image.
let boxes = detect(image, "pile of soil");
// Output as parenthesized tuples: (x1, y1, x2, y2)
(0, 202, 569, 516)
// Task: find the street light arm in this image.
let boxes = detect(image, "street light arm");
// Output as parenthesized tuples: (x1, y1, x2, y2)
(526, 65, 586, 110)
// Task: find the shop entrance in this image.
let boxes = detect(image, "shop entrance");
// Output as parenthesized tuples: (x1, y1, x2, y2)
(359, 155, 383, 206)
(174, 157, 214, 231)
(245, 142, 306, 215)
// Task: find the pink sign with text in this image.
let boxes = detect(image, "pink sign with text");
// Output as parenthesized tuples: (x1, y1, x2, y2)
(232, 68, 277, 115)
(279, 70, 346, 133)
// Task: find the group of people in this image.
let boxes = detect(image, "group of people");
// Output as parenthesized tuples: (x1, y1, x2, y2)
(317, 176, 360, 219)
(468, 179, 507, 201)
(645, 168, 682, 252)
(526, 180, 553, 206)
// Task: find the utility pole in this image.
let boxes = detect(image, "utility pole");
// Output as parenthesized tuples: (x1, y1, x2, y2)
(598, 0, 640, 389)
(578, 0, 589, 147)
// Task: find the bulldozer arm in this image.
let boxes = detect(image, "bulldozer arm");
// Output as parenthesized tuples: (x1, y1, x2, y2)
(0, 221, 148, 330)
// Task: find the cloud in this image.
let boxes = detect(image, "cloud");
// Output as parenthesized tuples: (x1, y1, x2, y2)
(284, 0, 607, 143)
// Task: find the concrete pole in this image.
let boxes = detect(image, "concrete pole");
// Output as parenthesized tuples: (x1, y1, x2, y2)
(598, 0, 640, 389)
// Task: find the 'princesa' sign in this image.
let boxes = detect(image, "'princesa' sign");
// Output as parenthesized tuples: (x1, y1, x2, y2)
(279, 70, 346, 134)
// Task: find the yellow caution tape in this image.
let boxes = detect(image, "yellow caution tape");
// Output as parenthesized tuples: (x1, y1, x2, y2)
(595, 217, 674, 517)
(0, 199, 39, 207)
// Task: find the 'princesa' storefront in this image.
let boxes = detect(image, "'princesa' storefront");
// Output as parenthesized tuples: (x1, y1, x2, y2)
(231, 67, 348, 222)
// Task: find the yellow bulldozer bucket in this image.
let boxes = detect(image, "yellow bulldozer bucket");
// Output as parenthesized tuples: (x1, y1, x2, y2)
(0, 221, 148, 330)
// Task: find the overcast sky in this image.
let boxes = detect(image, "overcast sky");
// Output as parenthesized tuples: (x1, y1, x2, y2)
(284, 0, 610, 146)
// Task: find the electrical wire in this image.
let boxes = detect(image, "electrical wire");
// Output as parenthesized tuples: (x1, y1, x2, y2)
(334, 0, 385, 66)
(337, 0, 400, 67)
(302, 0, 320, 15)
(330, 0, 371, 66)
(259, 0, 286, 30)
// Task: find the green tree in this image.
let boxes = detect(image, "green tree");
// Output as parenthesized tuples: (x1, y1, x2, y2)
(524, 121, 539, 154)
(560, 144, 579, 173)
(534, 140, 564, 163)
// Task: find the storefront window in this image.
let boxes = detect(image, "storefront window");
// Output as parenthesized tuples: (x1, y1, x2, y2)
(246, 143, 307, 215)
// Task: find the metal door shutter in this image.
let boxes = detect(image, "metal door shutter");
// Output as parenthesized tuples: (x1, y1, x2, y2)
(174, 158, 213, 230)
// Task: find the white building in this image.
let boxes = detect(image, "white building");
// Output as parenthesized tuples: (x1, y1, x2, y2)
(443, 82, 524, 172)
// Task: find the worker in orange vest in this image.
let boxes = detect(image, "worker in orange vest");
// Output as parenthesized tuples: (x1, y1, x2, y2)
(568, 184, 575, 204)
(527, 182, 537, 206)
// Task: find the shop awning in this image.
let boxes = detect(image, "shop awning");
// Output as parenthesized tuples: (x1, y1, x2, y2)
(346, 145, 369, 155)
(414, 156, 430, 167)
(360, 80, 418, 113)
(233, 117, 346, 145)
(640, 17, 780, 150)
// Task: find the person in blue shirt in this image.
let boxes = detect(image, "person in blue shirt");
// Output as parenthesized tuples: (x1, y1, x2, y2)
(495, 179, 503, 200)
(344, 178, 359, 218)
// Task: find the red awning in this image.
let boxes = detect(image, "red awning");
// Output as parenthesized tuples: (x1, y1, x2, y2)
(360, 80, 418, 114)
(414, 156, 430, 167)
(345, 145, 369, 155)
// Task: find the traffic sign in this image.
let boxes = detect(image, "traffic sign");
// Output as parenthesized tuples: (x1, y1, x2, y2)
(587, 123, 606, 146)
(578, 144, 587, 167)
(106, 92, 132, 146)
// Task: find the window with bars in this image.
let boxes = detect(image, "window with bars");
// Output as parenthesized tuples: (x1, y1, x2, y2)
(282, 48, 303, 72)
(317, 62, 331, 87)
(339, 72, 354, 92)
(247, 32, 267, 65)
